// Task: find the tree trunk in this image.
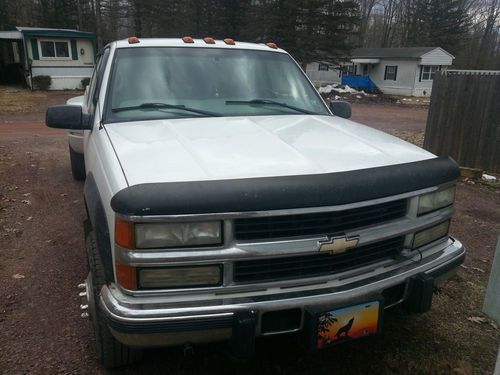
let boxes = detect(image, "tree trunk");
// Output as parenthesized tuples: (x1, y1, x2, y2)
(475, 0, 500, 68)
(94, 0, 103, 48)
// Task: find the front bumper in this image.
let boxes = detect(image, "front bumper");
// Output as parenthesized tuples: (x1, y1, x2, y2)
(100, 237, 465, 348)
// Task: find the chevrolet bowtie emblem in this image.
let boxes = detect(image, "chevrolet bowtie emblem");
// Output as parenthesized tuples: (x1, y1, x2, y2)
(318, 235, 359, 254)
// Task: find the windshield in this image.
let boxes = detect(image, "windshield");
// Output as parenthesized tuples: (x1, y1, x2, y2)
(104, 47, 330, 123)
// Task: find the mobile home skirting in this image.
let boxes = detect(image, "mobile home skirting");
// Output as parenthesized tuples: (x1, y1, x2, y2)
(30, 66, 93, 90)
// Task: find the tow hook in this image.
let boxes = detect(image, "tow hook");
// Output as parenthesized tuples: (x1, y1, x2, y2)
(78, 282, 89, 319)
(183, 343, 195, 357)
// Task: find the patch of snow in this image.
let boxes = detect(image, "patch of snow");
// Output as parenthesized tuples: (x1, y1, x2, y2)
(482, 173, 497, 181)
(318, 84, 377, 98)
(335, 85, 359, 94)
(318, 84, 339, 94)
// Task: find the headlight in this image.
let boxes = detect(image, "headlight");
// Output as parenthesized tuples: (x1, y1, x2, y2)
(413, 221, 450, 249)
(418, 186, 455, 215)
(135, 221, 222, 249)
(138, 265, 222, 288)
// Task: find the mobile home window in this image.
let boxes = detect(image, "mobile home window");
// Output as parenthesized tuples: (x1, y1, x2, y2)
(341, 65, 356, 76)
(384, 65, 398, 81)
(39, 40, 70, 59)
(318, 63, 329, 71)
(421, 66, 439, 80)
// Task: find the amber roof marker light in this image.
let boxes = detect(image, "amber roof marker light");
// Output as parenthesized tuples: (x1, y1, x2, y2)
(223, 38, 235, 45)
(203, 37, 215, 44)
(182, 36, 195, 43)
(266, 42, 278, 49)
(128, 36, 140, 44)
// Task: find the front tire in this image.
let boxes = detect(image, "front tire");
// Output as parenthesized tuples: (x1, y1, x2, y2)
(69, 146, 86, 181)
(85, 231, 143, 368)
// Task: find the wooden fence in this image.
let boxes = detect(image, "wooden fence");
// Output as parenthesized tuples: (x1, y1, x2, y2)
(424, 70, 500, 173)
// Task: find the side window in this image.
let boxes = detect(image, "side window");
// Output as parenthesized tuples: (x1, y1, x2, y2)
(86, 48, 110, 114)
(384, 65, 398, 81)
(421, 65, 439, 81)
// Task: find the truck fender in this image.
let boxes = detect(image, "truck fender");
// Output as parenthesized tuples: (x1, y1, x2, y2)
(84, 172, 114, 283)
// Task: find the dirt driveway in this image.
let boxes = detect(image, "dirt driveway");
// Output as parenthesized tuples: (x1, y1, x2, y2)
(351, 102, 429, 131)
(0, 88, 499, 375)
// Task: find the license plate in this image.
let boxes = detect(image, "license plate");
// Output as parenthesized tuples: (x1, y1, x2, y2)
(316, 301, 380, 349)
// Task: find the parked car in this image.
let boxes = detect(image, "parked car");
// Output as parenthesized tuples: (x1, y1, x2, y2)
(46, 37, 465, 368)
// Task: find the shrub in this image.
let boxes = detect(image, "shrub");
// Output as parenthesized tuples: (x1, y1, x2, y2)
(81, 77, 91, 88)
(32, 75, 51, 90)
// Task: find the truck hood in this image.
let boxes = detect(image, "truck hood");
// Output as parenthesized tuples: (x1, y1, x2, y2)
(105, 115, 435, 186)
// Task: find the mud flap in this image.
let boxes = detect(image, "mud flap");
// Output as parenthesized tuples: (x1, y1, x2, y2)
(404, 273, 434, 313)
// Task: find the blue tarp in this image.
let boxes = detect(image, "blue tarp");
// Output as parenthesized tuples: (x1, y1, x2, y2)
(341, 75, 377, 93)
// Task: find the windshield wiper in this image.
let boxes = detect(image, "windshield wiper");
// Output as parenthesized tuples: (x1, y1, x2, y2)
(112, 102, 221, 117)
(225, 99, 314, 115)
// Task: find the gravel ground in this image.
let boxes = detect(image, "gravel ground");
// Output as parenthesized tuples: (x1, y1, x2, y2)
(0, 88, 499, 375)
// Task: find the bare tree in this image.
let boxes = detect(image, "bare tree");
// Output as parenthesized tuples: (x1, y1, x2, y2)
(358, 0, 378, 45)
(475, 0, 500, 67)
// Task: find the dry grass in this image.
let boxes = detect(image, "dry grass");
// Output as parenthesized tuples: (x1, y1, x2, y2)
(0, 87, 48, 113)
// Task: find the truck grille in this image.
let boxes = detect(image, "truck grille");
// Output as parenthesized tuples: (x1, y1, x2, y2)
(234, 199, 407, 241)
(233, 236, 405, 283)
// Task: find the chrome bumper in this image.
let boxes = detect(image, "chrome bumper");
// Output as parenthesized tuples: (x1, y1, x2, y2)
(100, 238, 465, 348)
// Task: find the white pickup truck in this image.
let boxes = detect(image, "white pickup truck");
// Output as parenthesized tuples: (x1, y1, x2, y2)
(46, 37, 465, 368)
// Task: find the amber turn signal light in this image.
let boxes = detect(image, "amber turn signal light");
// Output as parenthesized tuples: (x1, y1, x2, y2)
(115, 218, 135, 249)
(116, 262, 137, 290)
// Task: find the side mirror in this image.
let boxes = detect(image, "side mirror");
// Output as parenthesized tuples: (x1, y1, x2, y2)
(46, 105, 91, 130)
(329, 101, 352, 119)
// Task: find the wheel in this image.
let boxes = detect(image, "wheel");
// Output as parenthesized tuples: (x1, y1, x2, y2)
(69, 146, 86, 181)
(85, 231, 143, 368)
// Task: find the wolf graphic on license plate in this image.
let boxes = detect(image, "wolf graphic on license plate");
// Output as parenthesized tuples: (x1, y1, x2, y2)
(317, 301, 380, 348)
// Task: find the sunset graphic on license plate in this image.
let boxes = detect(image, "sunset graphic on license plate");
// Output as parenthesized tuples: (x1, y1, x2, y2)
(317, 301, 380, 349)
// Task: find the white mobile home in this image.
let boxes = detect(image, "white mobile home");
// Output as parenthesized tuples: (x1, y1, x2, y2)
(0, 27, 96, 90)
(350, 47, 454, 96)
(305, 61, 355, 86)
(305, 62, 342, 86)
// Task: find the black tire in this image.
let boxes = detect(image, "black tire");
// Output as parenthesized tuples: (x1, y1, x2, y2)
(86, 231, 143, 368)
(69, 146, 86, 181)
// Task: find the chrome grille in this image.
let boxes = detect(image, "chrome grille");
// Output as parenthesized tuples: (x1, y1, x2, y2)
(233, 236, 405, 283)
(234, 199, 408, 241)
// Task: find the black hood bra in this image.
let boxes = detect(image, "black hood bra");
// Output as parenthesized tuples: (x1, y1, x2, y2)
(111, 156, 459, 216)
